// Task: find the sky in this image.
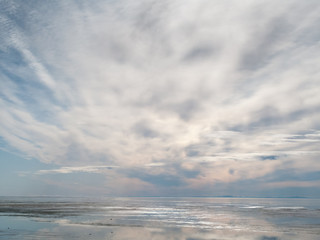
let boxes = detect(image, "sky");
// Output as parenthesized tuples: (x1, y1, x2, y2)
(0, 0, 320, 197)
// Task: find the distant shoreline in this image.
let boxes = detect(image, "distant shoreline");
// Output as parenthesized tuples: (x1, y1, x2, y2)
(0, 195, 316, 199)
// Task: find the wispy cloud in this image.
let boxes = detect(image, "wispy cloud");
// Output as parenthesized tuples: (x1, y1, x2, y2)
(35, 165, 118, 174)
(1, 0, 320, 196)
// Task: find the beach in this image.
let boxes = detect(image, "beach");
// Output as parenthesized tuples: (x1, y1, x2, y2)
(1, 197, 319, 239)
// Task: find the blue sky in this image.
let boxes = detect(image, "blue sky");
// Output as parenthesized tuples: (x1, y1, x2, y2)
(1, 0, 320, 197)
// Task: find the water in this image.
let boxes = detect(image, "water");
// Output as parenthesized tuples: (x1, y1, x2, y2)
(0, 197, 319, 239)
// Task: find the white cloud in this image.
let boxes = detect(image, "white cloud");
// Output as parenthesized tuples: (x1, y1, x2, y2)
(35, 165, 118, 174)
(1, 0, 320, 194)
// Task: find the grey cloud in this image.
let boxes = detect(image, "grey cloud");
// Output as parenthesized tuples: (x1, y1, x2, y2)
(260, 236, 279, 240)
(183, 45, 217, 62)
(133, 87, 205, 122)
(174, 163, 201, 179)
(263, 169, 320, 183)
(183, 131, 237, 159)
(259, 155, 278, 161)
(63, 141, 113, 166)
(123, 162, 201, 188)
(128, 170, 184, 187)
(101, 39, 129, 64)
(250, 106, 285, 129)
(185, 148, 200, 157)
(127, 0, 174, 59)
(132, 120, 159, 138)
(174, 99, 201, 121)
(229, 105, 320, 133)
(240, 17, 292, 70)
(133, 1, 169, 32)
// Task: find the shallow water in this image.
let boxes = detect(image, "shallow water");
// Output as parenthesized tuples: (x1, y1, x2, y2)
(0, 197, 319, 239)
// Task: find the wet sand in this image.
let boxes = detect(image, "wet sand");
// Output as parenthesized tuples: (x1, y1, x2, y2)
(1, 197, 319, 239)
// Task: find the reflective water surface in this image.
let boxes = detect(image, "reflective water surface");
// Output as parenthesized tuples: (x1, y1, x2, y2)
(0, 197, 319, 239)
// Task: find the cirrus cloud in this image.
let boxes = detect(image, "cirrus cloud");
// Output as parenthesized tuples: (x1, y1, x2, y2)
(1, 0, 320, 196)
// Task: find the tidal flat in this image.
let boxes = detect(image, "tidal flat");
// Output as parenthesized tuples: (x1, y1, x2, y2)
(0, 197, 319, 239)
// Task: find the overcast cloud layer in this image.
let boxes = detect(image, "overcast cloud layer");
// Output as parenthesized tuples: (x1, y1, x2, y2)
(1, 0, 320, 197)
